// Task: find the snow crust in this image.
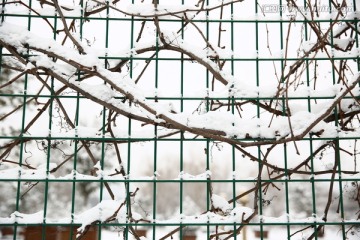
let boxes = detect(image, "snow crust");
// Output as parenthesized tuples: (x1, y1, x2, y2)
(177, 170, 211, 180)
(75, 200, 121, 234)
(0, 164, 57, 180)
(0, 211, 44, 224)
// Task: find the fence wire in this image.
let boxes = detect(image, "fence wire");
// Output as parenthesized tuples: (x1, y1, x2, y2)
(0, 0, 360, 240)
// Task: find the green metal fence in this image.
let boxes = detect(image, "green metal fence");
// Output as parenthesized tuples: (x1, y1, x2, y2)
(1, 0, 360, 239)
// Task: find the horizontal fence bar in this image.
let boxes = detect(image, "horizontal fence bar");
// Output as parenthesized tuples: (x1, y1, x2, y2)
(2, 94, 359, 100)
(0, 136, 359, 142)
(0, 222, 358, 227)
(2, 53, 359, 62)
(3, 13, 360, 23)
(0, 178, 356, 183)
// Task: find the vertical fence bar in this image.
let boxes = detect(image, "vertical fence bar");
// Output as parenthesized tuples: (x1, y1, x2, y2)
(153, 1, 160, 237)
(230, 1, 238, 239)
(13, 0, 32, 239)
(70, 1, 85, 238)
(303, 1, 319, 238)
(279, 0, 291, 238)
(126, 1, 136, 238)
(179, 0, 185, 238)
(1, 1, 360, 240)
(254, 1, 265, 240)
(328, 1, 347, 238)
(329, 2, 346, 237)
(205, 1, 211, 239)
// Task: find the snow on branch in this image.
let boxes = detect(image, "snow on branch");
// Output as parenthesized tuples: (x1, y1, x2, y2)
(2, 22, 359, 148)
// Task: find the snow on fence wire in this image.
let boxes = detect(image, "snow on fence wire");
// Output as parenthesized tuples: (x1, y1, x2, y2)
(0, 0, 360, 239)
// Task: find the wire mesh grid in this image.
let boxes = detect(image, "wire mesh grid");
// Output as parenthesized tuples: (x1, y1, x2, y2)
(0, 0, 360, 239)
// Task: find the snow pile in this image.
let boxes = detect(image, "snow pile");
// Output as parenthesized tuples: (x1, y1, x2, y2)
(212, 194, 232, 213)
(0, 211, 44, 224)
(0, 163, 57, 180)
(75, 200, 121, 234)
(177, 170, 212, 180)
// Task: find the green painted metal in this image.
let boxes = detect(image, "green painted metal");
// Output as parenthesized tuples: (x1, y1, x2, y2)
(1, 1, 360, 240)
